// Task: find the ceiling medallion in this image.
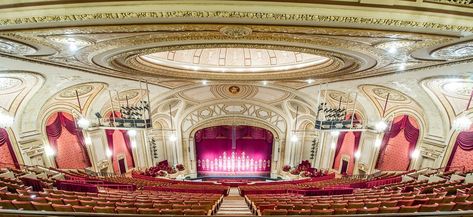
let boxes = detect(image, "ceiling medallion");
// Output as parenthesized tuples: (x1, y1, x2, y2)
(372, 88, 407, 102)
(441, 81, 473, 97)
(59, 85, 94, 98)
(228, 86, 240, 94)
(219, 26, 252, 38)
(0, 77, 22, 92)
(0, 38, 36, 55)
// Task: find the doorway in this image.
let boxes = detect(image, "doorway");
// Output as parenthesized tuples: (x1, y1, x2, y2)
(340, 159, 349, 175)
(118, 158, 126, 174)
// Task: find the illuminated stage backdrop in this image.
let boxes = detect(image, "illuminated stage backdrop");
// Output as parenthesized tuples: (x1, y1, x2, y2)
(195, 125, 273, 177)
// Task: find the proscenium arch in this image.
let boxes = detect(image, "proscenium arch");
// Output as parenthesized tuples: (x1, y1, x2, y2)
(183, 116, 284, 176)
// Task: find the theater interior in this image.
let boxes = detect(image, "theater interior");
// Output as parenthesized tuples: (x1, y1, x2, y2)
(1, 0, 473, 216)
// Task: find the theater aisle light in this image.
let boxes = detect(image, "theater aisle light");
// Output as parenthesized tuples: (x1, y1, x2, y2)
(0, 109, 14, 128)
(44, 145, 55, 156)
(453, 87, 473, 131)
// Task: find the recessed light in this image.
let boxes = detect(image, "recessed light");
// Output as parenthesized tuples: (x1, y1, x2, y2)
(306, 79, 314, 84)
(201, 80, 208, 85)
(262, 81, 268, 86)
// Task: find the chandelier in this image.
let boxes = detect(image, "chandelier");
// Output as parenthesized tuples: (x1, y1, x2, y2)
(0, 109, 14, 128)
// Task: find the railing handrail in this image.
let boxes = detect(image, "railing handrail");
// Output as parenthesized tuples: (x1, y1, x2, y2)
(1, 208, 473, 217)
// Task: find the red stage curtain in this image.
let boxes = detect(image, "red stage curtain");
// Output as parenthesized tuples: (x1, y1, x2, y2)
(446, 127, 473, 171)
(0, 128, 19, 169)
(195, 125, 273, 177)
(332, 114, 362, 175)
(45, 112, 91, 168)
(105, 129, 135, 173)
(376, 115, 419, 171)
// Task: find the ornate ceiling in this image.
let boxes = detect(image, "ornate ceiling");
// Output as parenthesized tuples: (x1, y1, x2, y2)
(0, 0, 471, 148)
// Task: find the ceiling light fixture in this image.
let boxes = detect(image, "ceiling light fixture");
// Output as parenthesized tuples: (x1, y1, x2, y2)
(354, 150, 361, 159)
(306, 79, 314, 84)
(201, 80, 208, 85)
(77, 117, 90, 129)
(127, 130, 137, 137)
(84, 136, 92, 145)
(375, 93, 390, 132)
(262, 81, 268, 86)
(44, 145, 55, 156)
(453, 88, 473, 131)
(411, 149, 420, 159)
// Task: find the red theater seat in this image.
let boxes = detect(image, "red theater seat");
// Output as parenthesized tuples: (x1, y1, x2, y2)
(72, 205, 95, 212)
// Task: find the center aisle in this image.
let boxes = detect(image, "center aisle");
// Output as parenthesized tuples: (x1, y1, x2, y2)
(216, 187, 253, 216)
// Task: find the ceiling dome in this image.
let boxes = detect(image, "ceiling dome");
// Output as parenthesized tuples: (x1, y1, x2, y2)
(140, 48, 330, 73)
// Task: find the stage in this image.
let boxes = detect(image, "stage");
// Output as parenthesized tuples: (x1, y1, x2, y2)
(188, 176, 281, 187)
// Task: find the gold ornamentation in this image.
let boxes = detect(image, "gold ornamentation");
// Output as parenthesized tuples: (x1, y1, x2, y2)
(220, 26, 252, 38)
(0, 11, 472, 32)
(372, 88, 408, 102)
(228, 86, 240, 94)
(59, 85, 94, 98)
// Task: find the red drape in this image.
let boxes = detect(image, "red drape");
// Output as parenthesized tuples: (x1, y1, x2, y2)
(0, 128, 19, 169)
(105, 129, 135, 170)
(45, 112, 91, 168)
(376, 115, 419, 170)
(446, 129, 473, 171)
(332, 114, 362, 170)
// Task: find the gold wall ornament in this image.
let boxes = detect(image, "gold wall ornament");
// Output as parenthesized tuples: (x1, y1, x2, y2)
(0, 10, 472, 33)
(220, 26, 252, 38)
